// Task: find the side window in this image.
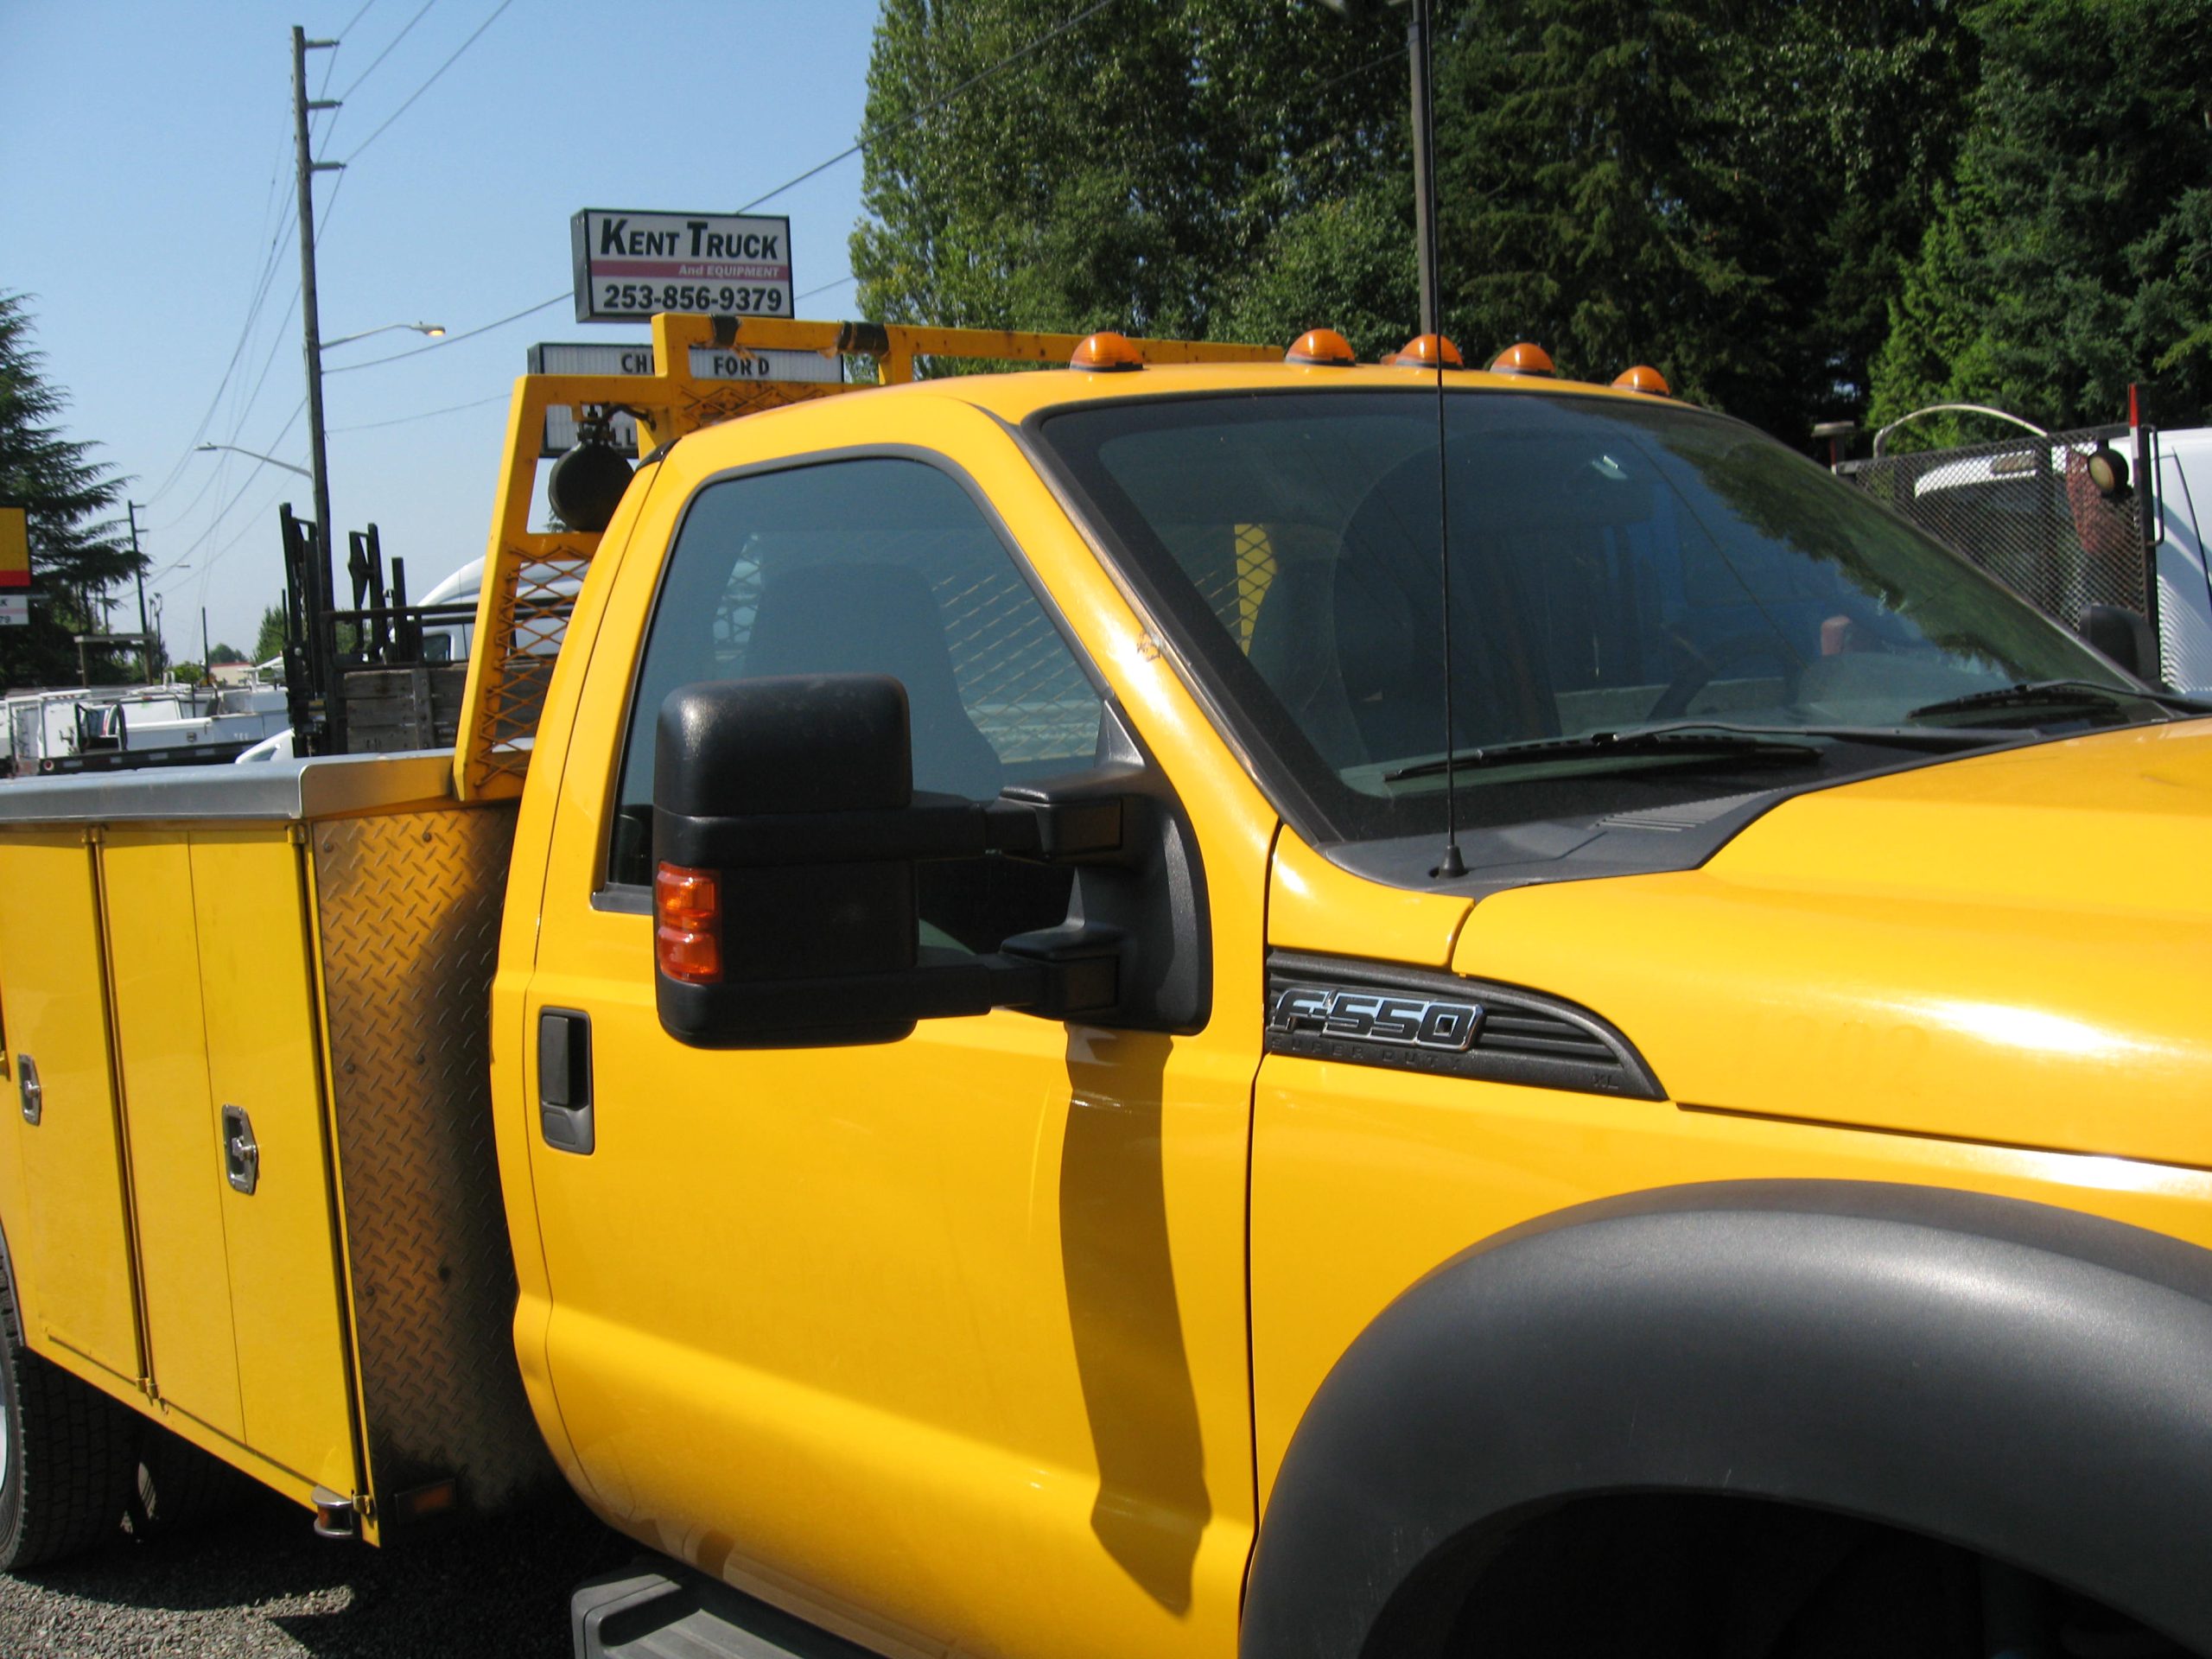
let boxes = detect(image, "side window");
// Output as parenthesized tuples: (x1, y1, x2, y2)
(607, 457, 1104, 950)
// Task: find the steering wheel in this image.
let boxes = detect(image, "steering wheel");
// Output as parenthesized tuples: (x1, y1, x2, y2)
(1647, 632, 1796, 722)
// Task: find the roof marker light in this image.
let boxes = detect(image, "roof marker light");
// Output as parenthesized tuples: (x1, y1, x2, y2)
(1490, 341, 1555, 377)
(1287, 327, 1357, 366)
(1395, 334, 1464, 368)
(1611, 364, 1671, 397)
(1070, 332, 1145, 372)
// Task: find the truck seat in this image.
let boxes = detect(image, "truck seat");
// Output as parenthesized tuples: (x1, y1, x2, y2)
(742, 561, 1005, 802)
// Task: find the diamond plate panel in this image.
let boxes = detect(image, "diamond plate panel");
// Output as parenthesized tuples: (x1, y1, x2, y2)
(311, 802, 556, 1521)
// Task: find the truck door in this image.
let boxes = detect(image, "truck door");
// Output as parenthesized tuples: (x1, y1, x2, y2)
(518, 434, 1270, 1659)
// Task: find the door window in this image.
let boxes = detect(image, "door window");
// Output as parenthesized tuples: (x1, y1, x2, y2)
(607, 456, 1103, 950)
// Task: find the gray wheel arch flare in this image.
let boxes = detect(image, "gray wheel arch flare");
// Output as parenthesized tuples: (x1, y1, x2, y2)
(1239, 1180, 2212, 1657)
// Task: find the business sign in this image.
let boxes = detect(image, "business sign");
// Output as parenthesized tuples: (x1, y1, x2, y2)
(526, 342, 841, 456)
(571, 210, 794, 324)
(0, 505, 28, 591)
(0, 596, 28, 627)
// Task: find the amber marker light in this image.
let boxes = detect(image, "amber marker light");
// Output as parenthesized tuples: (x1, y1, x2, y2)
(1287, 327, 1357, 366)
(1490, 341, 1555, 377)
(1396, 334, 1464, 368)
(655, 862, 723, 984)
(1612, 364, 1671, 397)
(1070, 332, 1145, 372)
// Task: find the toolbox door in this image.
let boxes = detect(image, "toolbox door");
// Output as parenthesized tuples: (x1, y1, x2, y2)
(0, 830, 140, 1381)
(102, 830, 245, 1440)
(189, 829, 357, 1496)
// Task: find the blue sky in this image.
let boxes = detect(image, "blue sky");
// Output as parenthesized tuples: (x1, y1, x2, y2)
(2, 0, 880, 662)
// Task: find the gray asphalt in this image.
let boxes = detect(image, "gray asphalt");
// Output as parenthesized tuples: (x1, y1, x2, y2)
(0, 1487, 637, 1657)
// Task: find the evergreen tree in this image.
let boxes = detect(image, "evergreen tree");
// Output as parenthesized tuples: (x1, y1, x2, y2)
(849, 1, 1971, 440)
(1870, 0, 2212, 432)
(850, 0, 1408, 356)
(1434, 0, 1971, 437)
(0, 292, 137, 688)
(253, 604, 289, 666)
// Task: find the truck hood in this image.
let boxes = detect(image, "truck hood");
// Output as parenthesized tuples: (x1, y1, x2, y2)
(1451, 720, 2212, 1168)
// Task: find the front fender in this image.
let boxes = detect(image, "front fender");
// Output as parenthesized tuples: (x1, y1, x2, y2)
(1242, 1180, 2212, 1657)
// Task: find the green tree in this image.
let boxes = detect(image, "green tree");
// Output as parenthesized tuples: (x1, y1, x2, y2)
(253, 604, 289, 665)
(1871, 0, 2212, 432)
(850, 0, 1410, 358)
(850, 1, 1971, 441)
(1433, 0, 1972, 437)
(207, 642, 246, 665)
(0, 292, 138, 688)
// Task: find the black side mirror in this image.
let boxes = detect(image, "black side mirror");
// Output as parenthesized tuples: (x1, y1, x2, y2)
(2082, 605, 2158, 683)
(652, 674, 1132, 1048)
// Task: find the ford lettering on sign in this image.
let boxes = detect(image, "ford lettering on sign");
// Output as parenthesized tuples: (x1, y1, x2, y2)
(571, 210, 795, 324)
(526, 342, 840, 456)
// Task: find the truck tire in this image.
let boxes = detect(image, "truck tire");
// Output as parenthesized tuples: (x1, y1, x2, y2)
(127, 1423, 250, 1540)
(0, 1252, 136, 1570)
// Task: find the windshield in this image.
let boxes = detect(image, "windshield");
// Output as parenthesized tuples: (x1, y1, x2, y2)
(1034, 388, 2133, 843)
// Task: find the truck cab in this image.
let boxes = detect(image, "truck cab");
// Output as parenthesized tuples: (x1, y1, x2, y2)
(494, 332, 2212, 1656)
(5, 317, 2212, 1659)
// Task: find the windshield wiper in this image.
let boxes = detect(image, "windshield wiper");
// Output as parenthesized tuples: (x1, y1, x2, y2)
(1906, 679, 2212, 723)
(1384, 722, 1823, 783)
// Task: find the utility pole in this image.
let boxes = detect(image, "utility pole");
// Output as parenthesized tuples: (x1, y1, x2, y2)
(126, 500, 152, 682)
(292, 23, 342, 742)
(1319, 0, 1442, 339)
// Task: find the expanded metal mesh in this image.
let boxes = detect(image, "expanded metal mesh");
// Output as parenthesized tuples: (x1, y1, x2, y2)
(474, 548, 591, 786)
(708, 540, 1102, 770)
(1842, 425, 2152, 634)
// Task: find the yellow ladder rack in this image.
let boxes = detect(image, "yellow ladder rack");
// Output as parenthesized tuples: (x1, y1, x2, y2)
(453, 312, 1276, 801)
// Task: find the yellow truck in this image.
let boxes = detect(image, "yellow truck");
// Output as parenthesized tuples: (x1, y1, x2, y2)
(3, 312, 2210, 1659)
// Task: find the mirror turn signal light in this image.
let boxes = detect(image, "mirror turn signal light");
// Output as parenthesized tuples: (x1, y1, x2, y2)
(1071, 332, 1145, 372)
(1287, 327, 1357, 366)
(1395, 334, 1465, 368)
(1490, 341, 1555, 376)
(655, 862, 723, 984)
(1612, 364, 1671, 397)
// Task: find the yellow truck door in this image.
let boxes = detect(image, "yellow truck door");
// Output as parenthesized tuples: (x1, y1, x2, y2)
(509, 400, 1273, 1659)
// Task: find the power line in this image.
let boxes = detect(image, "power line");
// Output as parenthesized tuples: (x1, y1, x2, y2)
(336, 0, 436, 103)
(345, 0, 511, 162)
(797, 274, 856, 303)
(330, 391, 509, 432)
(293, 0, 1122, 404)
(141, 122, 302, 505)
(149, 400, 308, 581)
(734, 0, 1128, 215)
(324, 293, 564, 372)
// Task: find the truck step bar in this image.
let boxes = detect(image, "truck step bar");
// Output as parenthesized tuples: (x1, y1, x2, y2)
(572, 1563, 885, 1659)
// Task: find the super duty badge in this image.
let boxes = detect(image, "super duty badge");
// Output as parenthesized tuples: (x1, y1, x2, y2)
(1268, 985, 1483, 1052)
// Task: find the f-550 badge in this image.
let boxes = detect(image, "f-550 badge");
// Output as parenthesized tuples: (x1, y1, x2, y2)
(1268, 985, 1483, 1052)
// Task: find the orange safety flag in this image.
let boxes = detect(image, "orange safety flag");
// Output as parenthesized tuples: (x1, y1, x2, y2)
(0, 507, 28, 589)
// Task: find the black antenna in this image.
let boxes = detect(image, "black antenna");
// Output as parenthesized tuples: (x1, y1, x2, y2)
(1409, 0, 1465, 879)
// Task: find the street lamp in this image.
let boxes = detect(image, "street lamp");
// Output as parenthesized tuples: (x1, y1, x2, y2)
(194, 442, 312, 479)
(320, 321, 445, 353)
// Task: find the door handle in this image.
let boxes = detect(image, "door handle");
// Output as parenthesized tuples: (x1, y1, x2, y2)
(537, 1009, 594, 1155)
(221, 1104, 260, 1194)
(17, 1054, 41, 1126)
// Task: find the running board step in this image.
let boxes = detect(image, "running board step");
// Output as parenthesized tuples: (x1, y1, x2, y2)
(573, 1562, 886, 1659)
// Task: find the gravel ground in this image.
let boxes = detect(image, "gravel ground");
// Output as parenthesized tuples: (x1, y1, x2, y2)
(0, 1486, 638, 1657)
